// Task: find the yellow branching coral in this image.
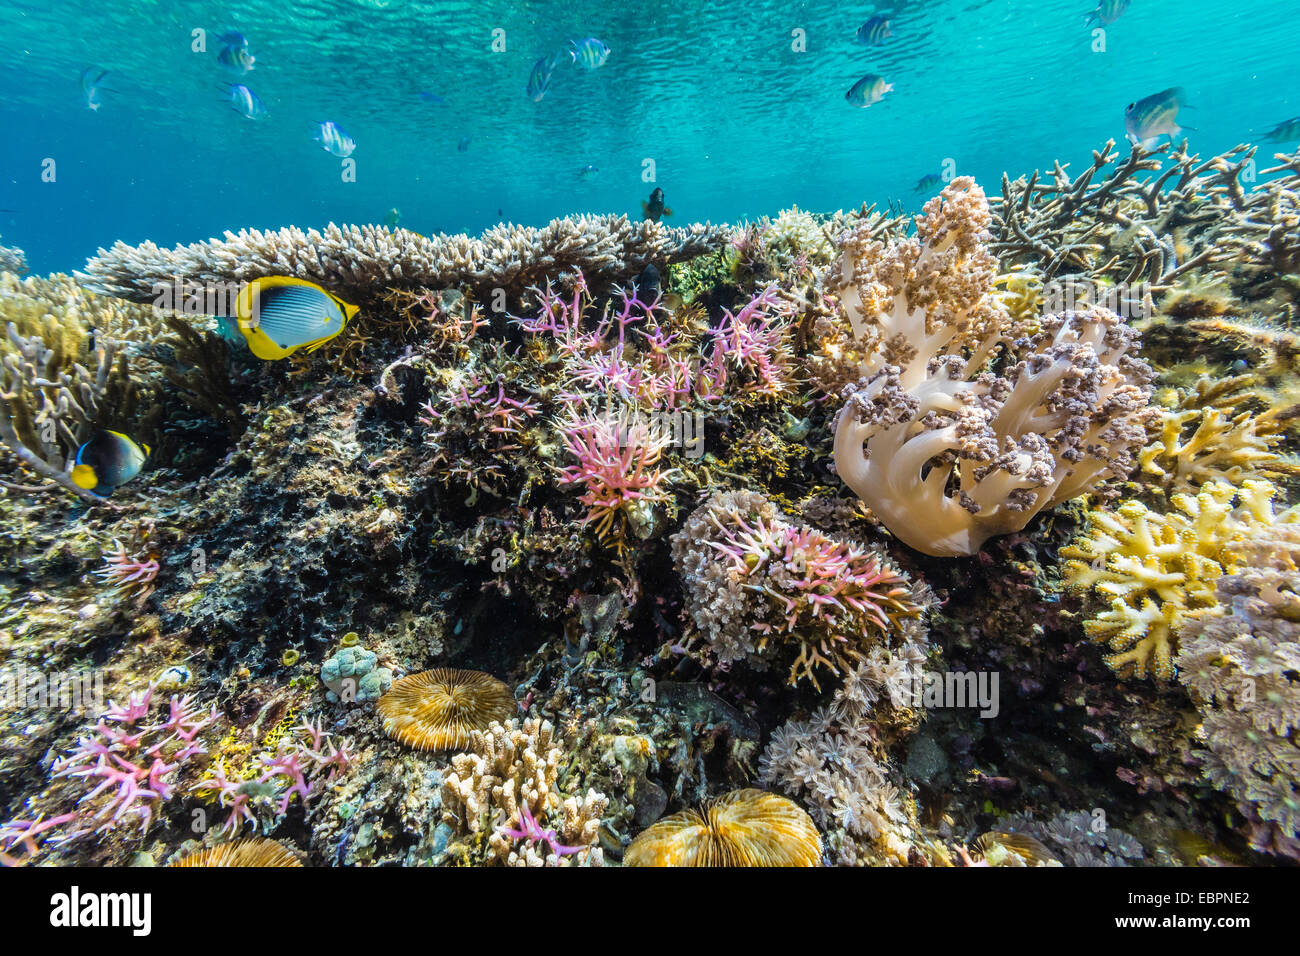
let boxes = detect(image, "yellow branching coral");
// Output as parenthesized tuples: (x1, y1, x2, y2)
(625, 788, 821, 867)
(1063, 479, 1300, 679)
(1138, 406, 1293, 494)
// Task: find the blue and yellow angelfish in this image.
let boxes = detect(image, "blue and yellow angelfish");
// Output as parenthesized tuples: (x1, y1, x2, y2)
(72, 430, 149, 496)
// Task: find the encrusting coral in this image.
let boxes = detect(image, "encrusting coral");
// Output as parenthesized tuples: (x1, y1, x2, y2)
(1063, 479, 1300, 679)
(824, 178, 1158, 557)
(1175, 525, 1300, 860)
(624, 788, 821, 866)
(671, 489, 922, 689)
(377, 669, 514, 751)
(440, 717, 607, 866)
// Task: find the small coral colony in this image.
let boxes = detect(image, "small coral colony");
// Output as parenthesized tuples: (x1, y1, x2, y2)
(4, 37, 1300, 872)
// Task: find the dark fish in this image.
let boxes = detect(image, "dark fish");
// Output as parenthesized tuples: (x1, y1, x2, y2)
(913, 173, 941, 193)
(642, 187, 673, 222)
(855, 16, 893, 46)
(579, 164, 599, 180)
(635, 263, 661, 302)
(418, 92, 447, 106)
(457, 136, 471, 152)
(72, 430, 149, 496)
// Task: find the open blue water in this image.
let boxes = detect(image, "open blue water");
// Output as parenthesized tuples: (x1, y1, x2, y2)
(0, 0, 1295, 274)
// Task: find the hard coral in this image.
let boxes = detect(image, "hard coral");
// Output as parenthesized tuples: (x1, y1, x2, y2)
(825, 178, 1157, 557)
(1063, 479, 1300, 679)
(80, 215, 726, 308)
(672, 490, 922, 689)
(624, 788, 821, 867)
(377, 669, 514, 751)
(441, 718, 607, 866)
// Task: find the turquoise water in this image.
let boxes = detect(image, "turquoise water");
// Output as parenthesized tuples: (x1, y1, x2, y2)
(0, 0, 1295, 273)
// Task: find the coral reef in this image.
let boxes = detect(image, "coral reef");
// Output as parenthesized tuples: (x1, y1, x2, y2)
(4, 138, 1299, 874)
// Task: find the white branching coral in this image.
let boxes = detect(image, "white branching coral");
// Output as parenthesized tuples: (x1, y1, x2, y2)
(440, 718, 607, 867)
(827, 178, 1158, 557)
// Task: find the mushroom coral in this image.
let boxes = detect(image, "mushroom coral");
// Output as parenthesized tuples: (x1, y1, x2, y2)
(169, 838, 302, 867)
(625, 788, 821, 867)
(376, 668, 514, 751)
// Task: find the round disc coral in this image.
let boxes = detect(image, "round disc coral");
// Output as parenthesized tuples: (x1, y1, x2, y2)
(625, 788, 821, 866)
(169, 839, 302, 867)
(377, 668, 515, 751)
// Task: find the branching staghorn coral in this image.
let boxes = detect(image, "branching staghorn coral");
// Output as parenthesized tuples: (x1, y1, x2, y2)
(671, 489, 922, 689)
(1175, 525, 1300, 860)
(1063, 479, 1300, 680)
(440, 718, 607, 866)
(79, 215, 727, 308)
(826, 178, 1157, 557)
(990, 140, 1300, 309)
